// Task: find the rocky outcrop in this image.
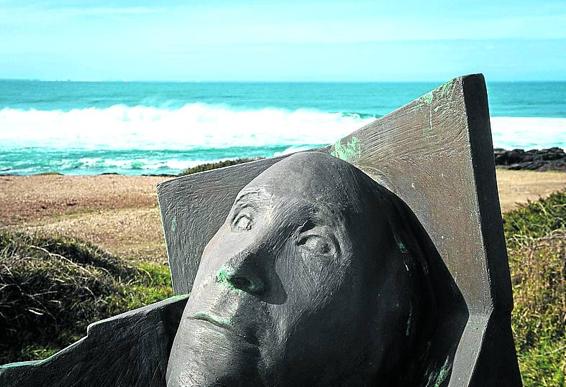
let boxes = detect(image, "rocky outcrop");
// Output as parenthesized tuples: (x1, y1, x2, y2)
(494, 148, 566, 171)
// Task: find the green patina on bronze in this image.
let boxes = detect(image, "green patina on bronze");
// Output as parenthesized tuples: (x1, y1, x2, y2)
(216, 267, 241, 292)
(393, 232, 409, 254)
(425, 357, 451, 387)
(420, 79, 454, 108)
(331, 136, 361, 162)
(192, 312, 231, 327)
(0, 360, 40, 369)
(438, 79, 455, 99)
(420, 91, 434, 105)
(216, 267, 230, 284)
(434, 358, 451, 387)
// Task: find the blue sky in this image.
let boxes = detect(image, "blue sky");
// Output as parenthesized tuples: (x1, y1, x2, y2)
(1, 0, 565, 81)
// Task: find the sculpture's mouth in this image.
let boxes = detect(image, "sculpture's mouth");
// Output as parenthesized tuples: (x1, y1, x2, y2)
(192, 312, 232, 330)
(191, 312, 259, 347)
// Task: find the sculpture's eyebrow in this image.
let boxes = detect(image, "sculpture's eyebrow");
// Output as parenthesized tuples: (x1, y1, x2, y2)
(233, 189, 269, 206)
(299, 200, 344, 228)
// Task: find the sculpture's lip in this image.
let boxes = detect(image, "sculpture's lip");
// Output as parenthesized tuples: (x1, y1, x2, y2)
(191, 312, 259, 347)
(191, 312, 232, 330)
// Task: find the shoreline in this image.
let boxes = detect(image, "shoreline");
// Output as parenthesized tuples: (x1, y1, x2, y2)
(0, 148, 565, 177)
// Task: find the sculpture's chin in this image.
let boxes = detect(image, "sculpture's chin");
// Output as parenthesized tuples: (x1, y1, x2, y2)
(167, 319, 262, 387)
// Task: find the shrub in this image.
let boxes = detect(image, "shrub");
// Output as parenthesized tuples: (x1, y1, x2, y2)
(0, 231, 172, 364)
(179, 158, 260, 176)
(503, 190, 566, 386)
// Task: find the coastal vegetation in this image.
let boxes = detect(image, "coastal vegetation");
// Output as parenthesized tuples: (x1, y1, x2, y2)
(180, 158, 261, 176)
(504, 190, 565, 386)
(0, 189, 564, 386)
(0, 232, 172, 364)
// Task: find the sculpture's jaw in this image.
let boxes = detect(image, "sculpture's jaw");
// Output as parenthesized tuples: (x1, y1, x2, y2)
(167, 315, 262, 387)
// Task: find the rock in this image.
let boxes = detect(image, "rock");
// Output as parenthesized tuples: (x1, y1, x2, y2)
(494, 148, 566, 172)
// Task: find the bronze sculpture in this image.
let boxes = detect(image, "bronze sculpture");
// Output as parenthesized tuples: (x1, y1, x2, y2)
(0, 74, 522, 386)
(167, 152, 437, 386)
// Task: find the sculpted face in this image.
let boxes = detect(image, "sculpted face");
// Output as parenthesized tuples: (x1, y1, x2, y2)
(167, 152, 427, 386)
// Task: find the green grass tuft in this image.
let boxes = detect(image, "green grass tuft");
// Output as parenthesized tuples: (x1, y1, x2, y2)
(33, 172, 64, 176)
(0, 230, 172, 364)
(503, 190, 566, 386)
(179, 158, 261, 176)
(503, 190, 566, 248)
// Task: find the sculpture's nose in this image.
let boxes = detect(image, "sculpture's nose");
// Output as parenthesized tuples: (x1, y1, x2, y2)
(217, 249, 266, 295)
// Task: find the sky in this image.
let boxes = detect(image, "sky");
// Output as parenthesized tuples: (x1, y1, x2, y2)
(0, 0, 565, 81)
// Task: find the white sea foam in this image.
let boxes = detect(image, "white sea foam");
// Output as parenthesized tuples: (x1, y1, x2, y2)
(0, 104, 564, 150)
(490, 117, 566, 149)
(72, 157, 208, 171)
(274, 145, 320, 156)
(0, 104, 372, 150)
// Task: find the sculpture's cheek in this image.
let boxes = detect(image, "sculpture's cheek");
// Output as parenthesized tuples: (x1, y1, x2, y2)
(276, 242, 348, 290)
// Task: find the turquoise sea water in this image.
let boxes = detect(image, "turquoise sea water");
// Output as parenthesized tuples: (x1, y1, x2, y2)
(1, 80, 565, 175)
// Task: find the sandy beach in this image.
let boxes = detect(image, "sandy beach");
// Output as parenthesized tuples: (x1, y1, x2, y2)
(1, 170, 565, 263)
(0, 174, 170, 262)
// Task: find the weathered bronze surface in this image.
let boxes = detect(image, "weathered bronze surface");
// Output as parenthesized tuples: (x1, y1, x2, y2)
(167, 152, 444, 386)
(159, 74, 521, 386)
(0, 74, 521, 386)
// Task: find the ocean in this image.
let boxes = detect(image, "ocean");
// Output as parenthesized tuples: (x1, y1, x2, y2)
(1, 80, 565, 175)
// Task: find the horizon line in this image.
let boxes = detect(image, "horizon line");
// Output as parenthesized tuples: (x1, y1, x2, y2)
(2, 78, 566, 83)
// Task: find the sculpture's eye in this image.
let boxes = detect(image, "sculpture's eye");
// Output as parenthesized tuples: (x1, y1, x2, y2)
(233, 213, 253, 231)
(298, 235, 335, 256)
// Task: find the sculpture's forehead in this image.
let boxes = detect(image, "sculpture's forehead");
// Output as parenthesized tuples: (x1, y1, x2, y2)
(240, 152, 373, 206)
(235, 185, 338, 222)
(231, 153, 394, 238)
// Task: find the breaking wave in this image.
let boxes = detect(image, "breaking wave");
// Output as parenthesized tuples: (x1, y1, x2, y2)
(0, 103, 564, 175)
(0, 104, 373, 150)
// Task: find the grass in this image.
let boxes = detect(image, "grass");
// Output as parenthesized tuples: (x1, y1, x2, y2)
(504, 190, 566, 247)
(33, 172, 63, 176)
(503, 190, 566, 386)
(0, 189, 564, 386)
(0, 231, 172, 364)
(179, 158, 261, 176)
